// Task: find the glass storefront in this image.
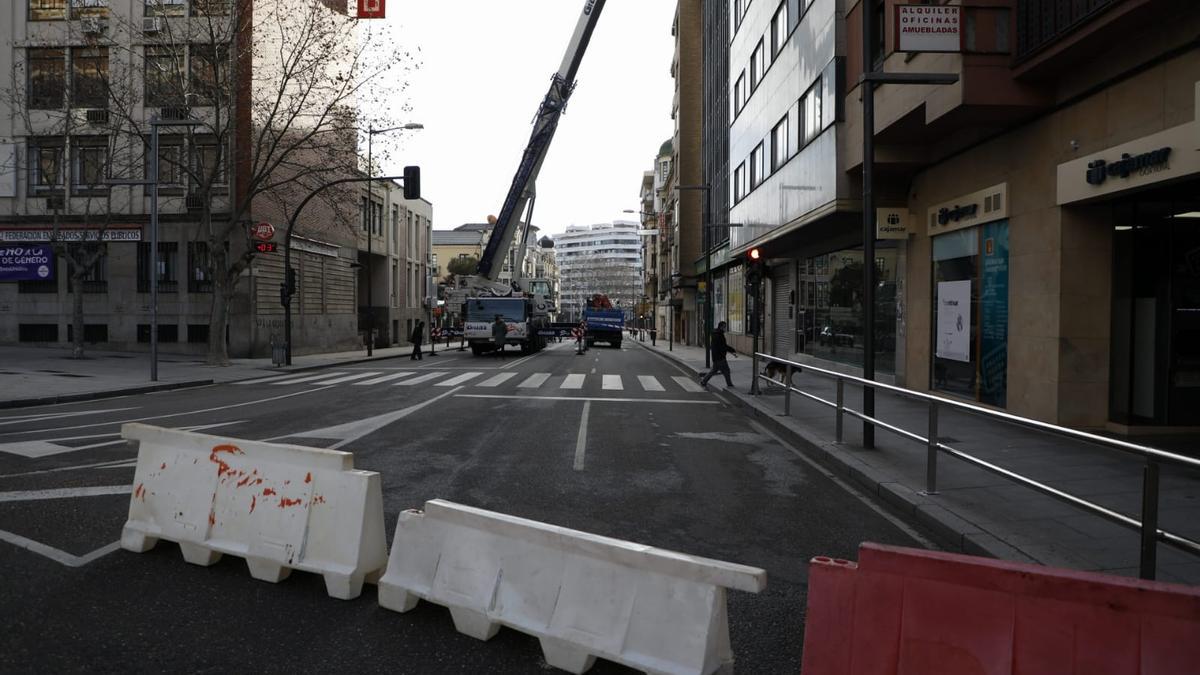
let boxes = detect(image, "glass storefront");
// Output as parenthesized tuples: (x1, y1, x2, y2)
(931, 221, 1009, 406)
(1109, 190, 1200, 426)
(795, 242, 898, 373)
(728, 266, 745, 334)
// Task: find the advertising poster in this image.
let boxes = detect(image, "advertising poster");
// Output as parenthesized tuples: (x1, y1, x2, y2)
(0, 245, 55, 282)
(936, 279, 971, 362)
(980, 221, 1009, 406)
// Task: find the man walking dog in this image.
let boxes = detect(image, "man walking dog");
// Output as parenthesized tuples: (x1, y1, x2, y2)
(700, 321, 737, 389)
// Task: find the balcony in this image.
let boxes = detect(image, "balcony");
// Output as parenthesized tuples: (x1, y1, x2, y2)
(1012, 0, 1160, 79)
(1016, 0, 1116, 60)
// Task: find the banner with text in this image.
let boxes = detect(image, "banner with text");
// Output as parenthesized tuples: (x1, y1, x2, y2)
(895, 5, 962, 53)
(0, 245, 55, 282)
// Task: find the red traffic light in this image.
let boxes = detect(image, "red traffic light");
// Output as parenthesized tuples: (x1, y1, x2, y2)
(749, 247, 761, 261)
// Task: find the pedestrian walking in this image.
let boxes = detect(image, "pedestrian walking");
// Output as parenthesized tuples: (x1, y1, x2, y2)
(700, 321, 736, 389)
(409, 321, 424, 360)
(650, 326, 657, 346)
(492, 315, 508, 358)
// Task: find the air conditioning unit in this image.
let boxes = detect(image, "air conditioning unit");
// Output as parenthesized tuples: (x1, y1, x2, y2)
(142, 17, 163, 33)
(85, 108, 109, 125)
(185, 193, 205, 210)
(80, 17, 104, 34)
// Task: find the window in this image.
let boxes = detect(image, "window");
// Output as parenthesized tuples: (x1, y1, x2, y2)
(30, 0, 67, 20)
(189, 44, 227, 104)
(733, 71, 745, 116)
(70, 0, 108, 18)
(72, 138, 108, 191)
(659, 159, 670, 181)
(71, 46, 108, 108)
(733, 162, 746, 203)
(68, 253, 107, 293)
(28, 48, 65, 109)
(144, 46, 184, 106)
(28, 139, 64, 193)
(188, 324, 209, 343)
(19, 324, 59, 341)
(137, 242, 178, 293)
(145, 0, 186, 17)
(148, 138, 185, 187)
(870, 0, 886, 66)
(138, 323, 178, 343)
(187, 241, 211, 293)
(800, 76, 823, 145)
(750, 142, 765, 188)
(192, 0, 229, 15)
(67, 324, 109, 343)
(392, 205, 399, 245)
(770, 114, 789, 171)
(771, 2, 788, 57)
(733, 0, 752, 30)
(191, 141, 225, 187)
(750, 40, 765, 89)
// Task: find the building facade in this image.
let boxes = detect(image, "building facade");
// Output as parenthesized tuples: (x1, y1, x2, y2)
(556, 221, 643, 321)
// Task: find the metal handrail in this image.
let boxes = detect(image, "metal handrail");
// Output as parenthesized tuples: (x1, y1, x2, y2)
(753, 351, 1200, 580)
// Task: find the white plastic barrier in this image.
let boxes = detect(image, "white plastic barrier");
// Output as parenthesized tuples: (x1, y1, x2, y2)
(378, 499, 766, 674)
(120, 423, 387, 600)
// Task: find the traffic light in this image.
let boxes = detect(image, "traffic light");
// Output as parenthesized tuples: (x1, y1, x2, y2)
(403, 165, 421, 200)
(745, 247, 763, 287)
(280, 266, 297, 307)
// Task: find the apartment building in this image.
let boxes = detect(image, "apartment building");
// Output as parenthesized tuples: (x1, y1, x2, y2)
(556, 221, 642, 322)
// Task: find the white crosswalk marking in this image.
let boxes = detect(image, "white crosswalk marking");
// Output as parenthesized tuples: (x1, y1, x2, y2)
(312, 372, 382, 385)
(602, 375, 623, 390)
(638, 375, 665, 392)
(560, 374, 586, 389)
(269, 372, 348, 386)
(518, 373, 551, 388)
(235, 373, 307, 385)
(476, 372, 518, 387)
(672, 375, 705, 393)
(355, 372, 416, 385)
(437, 372, 483, 387)
(394, 372, 448, 386)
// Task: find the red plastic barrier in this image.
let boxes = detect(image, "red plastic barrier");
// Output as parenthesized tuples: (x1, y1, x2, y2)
(801, 543, 1200, 675)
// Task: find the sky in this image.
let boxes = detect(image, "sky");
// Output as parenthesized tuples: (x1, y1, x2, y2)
(362, 1, 676, 237)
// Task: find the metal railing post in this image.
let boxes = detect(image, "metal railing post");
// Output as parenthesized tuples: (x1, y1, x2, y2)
(783, 363, 792, 416)
(1140, 460, 1160, 580)
(835, 377, 844, 444)
(925, 401, 939, 495)
(751, 351, 759, 395)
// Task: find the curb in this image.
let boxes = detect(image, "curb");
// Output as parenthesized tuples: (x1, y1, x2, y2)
(0, 379, 216, 410)
(634, 340, 1040, 565)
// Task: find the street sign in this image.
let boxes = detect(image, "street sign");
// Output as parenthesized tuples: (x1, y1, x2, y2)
(357, 0, 385, 19)
(254, 241, 278, 253)
(895, 4, 962, 53)
(250, 221, 275, 241)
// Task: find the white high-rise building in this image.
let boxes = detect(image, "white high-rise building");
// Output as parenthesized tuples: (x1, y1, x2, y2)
(555, 220, 641, 321)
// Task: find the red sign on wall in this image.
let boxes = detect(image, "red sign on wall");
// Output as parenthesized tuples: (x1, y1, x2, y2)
(357, 0, 384, 19)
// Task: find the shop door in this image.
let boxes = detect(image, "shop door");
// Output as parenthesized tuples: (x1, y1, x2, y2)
(772, 263, 793, 355)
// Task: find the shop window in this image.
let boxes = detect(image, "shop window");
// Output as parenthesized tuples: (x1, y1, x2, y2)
(931, 221, 1008, 406)
(28, 48, 66, 109)
(19, 324, 59, 342)
(728, 265, 745, 334)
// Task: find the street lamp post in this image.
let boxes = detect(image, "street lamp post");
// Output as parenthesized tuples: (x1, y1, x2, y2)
(108, 115, 202, 382)
(365, 122, 423, 356)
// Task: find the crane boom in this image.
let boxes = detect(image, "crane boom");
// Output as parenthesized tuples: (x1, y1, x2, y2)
(474, 0, 606, 282)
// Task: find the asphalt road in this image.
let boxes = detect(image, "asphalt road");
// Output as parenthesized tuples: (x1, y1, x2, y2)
(0, 339, 935, 673)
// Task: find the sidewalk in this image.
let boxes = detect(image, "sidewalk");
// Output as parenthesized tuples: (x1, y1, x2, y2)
(633, 336, 1200, 585)
(0, 341, 444, 408)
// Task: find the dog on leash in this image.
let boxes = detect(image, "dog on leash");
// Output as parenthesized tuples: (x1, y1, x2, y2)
(761, 361, 798, 387)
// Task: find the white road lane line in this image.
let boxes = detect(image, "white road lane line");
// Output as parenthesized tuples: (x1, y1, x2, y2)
(672, 376, 705, 393)
(1, 387, 331, 437)
(476, 372, 518, 387)
(501, 351, 541, 370)
(560, 374, 586, 389)
(269, 372, 349, 385)
(456, 394, 721, 405)
(518, 373, 551, 388)
(0, 484, 131, 502)
(638, 375, 665, 392)
(0, 457, 138, 478)
(355, 372, 416, 385)
(573, 401, 591, 471)
(312, 372, 382, 385)
(437, 372, 483, 387)
(602, 375, 623, 391)
(272, 387, 465, 448)
(0, 529, 121, 567)
(0, 407, 139, 428)
(394, 372, 448, 386)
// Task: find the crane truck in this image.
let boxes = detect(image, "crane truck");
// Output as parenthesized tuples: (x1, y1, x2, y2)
(457, 0, 607, 356)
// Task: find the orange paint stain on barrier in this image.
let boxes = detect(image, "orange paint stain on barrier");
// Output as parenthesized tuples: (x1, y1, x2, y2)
(305, 472, 312, 484)
(134, 483, 145, 501)
(262, 488, 277, 496)
(159, 463, 166, 470)
(250, 495, 257, 513)
(312, 495, 326, 505)
(278, 498, 303, 509)
(209, 444, 244, 478)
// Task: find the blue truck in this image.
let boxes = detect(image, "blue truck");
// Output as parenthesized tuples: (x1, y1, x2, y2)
(583, 308, 624, 348)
